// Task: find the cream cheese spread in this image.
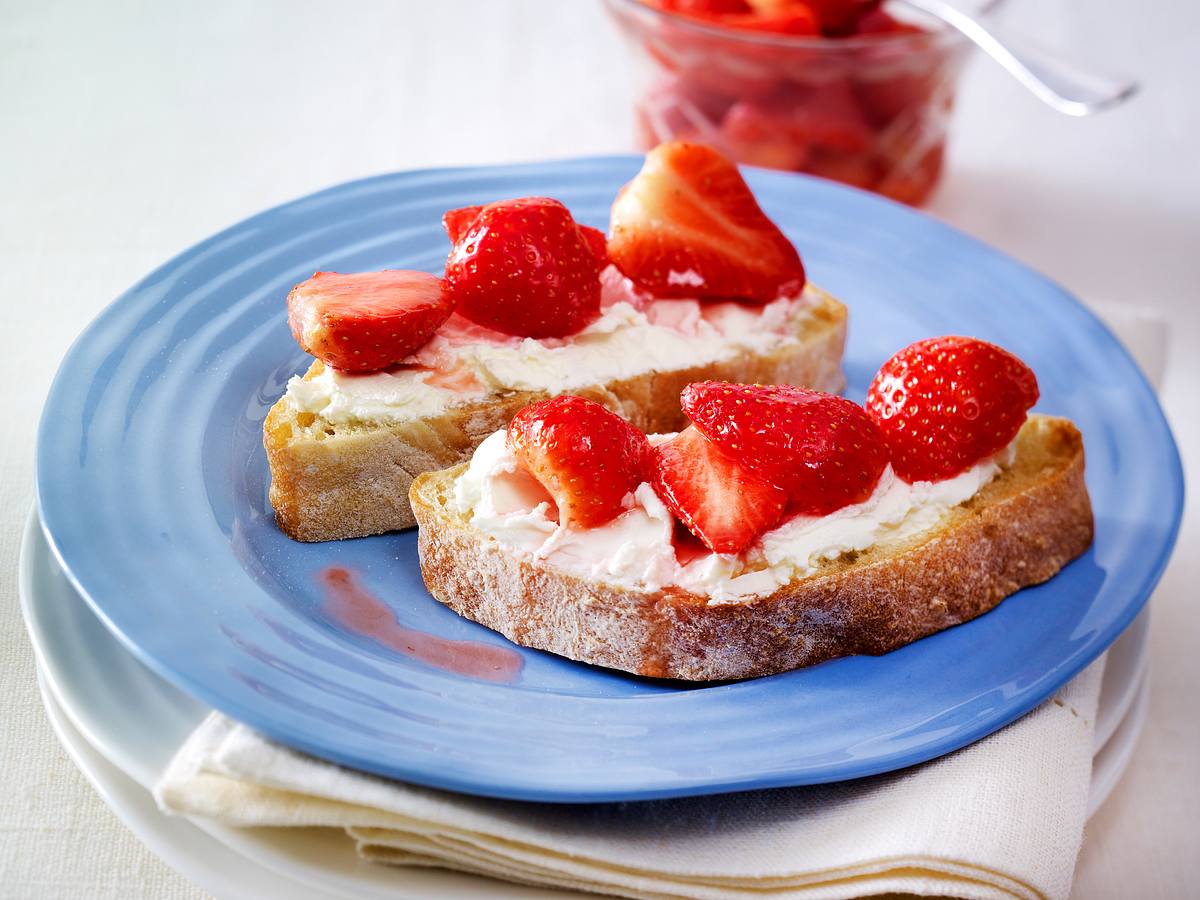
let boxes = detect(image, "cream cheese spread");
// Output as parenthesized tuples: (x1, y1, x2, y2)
(282, 266, 819, 426)
(452, 429, 1015, 605)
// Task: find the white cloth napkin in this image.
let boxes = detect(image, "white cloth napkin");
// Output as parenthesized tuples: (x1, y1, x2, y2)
(155, 658, 1104, 900)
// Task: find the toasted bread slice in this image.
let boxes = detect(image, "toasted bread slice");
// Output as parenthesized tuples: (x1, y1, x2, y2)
(264, 289, 847, 542)
(411, 415, 1093, 680)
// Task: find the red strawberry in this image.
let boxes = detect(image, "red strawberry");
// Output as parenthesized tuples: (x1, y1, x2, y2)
(580, 225, 609, 265)
(804, 148, 880, 191)
(652, 426, 786, 553)
(718, 8, 820, 34)
(875, 143, 944, 206)
(719, 101, 811, 171)
(851, 7, 923, 35)
(446, 206, 608, 265)
(442, 205, 483, 244)
(720, 81, 872, 162)
(682, 381, 888, 514)
(866, 336, 1039, 482)
(656, 0, 753, 14)
(609, 142, 806, 303)
(743, 0, 814, 9)
(444, 197, 603, 338)
(286, 270, 453, 373)
(805, 0, 879, 35)
(507, 396, 650, 529)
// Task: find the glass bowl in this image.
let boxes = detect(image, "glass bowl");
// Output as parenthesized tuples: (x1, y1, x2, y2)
(604, 0, 1004, 205)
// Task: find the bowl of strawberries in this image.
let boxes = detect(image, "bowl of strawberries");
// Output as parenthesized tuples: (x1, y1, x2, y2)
(605, 0, 1004, 205)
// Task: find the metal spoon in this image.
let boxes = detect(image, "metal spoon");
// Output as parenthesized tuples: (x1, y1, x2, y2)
(894, 0, 1139, 116)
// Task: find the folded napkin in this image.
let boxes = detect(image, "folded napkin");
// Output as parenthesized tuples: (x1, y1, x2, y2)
(156, 657, 1103, 900)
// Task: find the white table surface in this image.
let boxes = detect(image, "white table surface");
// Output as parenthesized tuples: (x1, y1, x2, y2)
(2, 1, 1197, 897)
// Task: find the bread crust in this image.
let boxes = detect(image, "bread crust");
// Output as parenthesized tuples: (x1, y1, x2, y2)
(265, 290, 847, 541)
(410, 415, 1094, 680)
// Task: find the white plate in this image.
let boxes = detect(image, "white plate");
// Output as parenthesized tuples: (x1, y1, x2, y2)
(36, 676, 347, 900)
(20, 510, 1150, 898)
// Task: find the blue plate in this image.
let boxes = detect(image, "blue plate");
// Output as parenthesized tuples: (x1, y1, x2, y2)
(36, 157, 1183, 802)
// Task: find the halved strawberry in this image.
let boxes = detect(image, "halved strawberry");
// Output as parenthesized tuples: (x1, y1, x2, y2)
(866, 336, 1039, 482)
(719, 100, 811, 171)
(442, 205, 483, 244)
(507, 396, 650, 529)
(720, 81, 872, 165)
(656, 0, 754, 14)
(806, 0, 879, 35)
(718, 8, 820, 34)
(580, 225, 610, 265)
(608, 142, 805, 303)
(804, 148, 880, 191)
(444, 197, 604, 338)
(851, 7, 923, 35)
(286, 270, 454, 373)
(652, 425, 786, 553)
(875, 143, 944, 206)
(682, 381, 888, 514)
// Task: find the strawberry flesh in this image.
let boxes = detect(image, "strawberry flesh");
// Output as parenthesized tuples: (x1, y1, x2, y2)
(444, 197, 603, 339)
(805, 0, 880, 35)
(652, 425, 786, 554)
(580, 225, 610, 265)
(721, 81, 872, 161)
(656, 0, 754, 14)
(446, 205, 608, 265)
(608, 142, 805, 304)
(682, 381, 889, 515)
(507, 396, 650, 529)
(286, 270, 454, 373)
(851, 7, 923, 35)
(442, 205, 484, 244)
(866, 336, 1039, 483)
(718, 8, 820, 34)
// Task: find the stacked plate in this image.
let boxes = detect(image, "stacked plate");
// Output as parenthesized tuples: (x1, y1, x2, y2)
(23, 159, 1182, 897)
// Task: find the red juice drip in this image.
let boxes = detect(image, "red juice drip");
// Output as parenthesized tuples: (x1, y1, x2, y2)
(318, 566, 522, 683)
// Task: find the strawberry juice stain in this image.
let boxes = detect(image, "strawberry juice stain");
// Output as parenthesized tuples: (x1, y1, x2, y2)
(317, 566, 522, 683)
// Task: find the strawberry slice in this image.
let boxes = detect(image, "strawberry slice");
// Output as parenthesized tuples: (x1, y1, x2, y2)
(444, 197, 603, 339)
(720, 81, 873, 167)
(806, 0, 880, 35)
(507, 396, 651, 529)
(851, 7, 923, 35)
(580, 225, 609, 265)
(652, 425, 786, 554)
(682, 381, 888, 514)
(442, 205, 483, 244)
(286, 270, 454, 373)
(719, 101, 811, 170)
(655, 0, 753, 13)
(608, 142, 806, 303)
(718, 8, 820, 34)
(866, 336, 1039, 482)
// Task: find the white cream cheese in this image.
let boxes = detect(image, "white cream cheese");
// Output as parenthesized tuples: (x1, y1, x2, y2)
(452, 430, 1015, 605)
(286, 367, 473, 423)
(282, 266, 819, 426)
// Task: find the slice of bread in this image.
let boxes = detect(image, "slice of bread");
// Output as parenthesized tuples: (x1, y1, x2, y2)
(410, 415, 1093, 680)
(265, 288, 847, 542)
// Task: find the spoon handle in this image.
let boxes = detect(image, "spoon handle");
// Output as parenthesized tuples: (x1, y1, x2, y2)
(895, 0, 1139, 116)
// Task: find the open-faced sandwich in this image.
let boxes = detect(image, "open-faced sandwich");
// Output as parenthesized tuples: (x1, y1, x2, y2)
(264, 142, 848, 541)
(411, 336, 1094, 680)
